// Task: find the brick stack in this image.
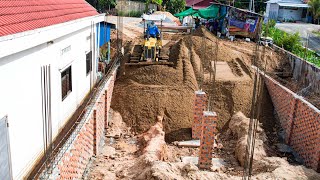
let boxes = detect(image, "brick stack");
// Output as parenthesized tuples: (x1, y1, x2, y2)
(264, 75, 320, 172)
(192, 90, 207, 139)
(198, 111, 217, 170)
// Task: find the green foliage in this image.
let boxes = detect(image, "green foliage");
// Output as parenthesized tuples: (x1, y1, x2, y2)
(164, 0, 185, 15)
(152, 0, 163, 6)
(266, 19, 276, 28)
(263, 21, 320, 67)
(144, 0, 163, 12)
(308, 0, 320, 23)
(86, 0, 116, 12)
(234, 0, 266, 14)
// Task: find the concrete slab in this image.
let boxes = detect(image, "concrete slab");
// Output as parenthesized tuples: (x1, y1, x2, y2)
(214, 61, 237, 81)
(181, 156, 226, 168)
(177, 139, 200, 148)
(212, 61, 251, 81)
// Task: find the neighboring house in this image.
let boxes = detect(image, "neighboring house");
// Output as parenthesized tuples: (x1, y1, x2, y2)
(0, 0, 105, 179)
(265, 0, 310, 22)
(186, 0, 216, 9)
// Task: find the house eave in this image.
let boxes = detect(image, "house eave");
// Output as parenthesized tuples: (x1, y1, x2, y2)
(0, 14, 105, 59)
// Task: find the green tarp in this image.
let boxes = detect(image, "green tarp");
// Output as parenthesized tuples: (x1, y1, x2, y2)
(174, 8, 197, 17)
(174, 4, 220, 19)
(198, 4, 219, 19)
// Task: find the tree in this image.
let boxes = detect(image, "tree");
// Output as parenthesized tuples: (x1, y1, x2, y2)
(308, 0, 320, 24)
(164, 0, 185, 15)
(86, 0, 116, 12)
(99, 0, 117, 12)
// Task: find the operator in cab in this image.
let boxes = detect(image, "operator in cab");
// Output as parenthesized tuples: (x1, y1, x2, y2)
(147, 21, 160, 39)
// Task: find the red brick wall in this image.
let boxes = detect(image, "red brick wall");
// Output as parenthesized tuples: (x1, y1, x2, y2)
(264, 75, 320, 172)
(41, 68, 118, 179)
(192, 90, 207, 139)
(57, 113, 95, 179)
(94, 91, 106, 155)
(105, 71, 116, 129)
(264, 77, 297, 143)
(198, 111, 217, 170)
(290, 100, 320, 171)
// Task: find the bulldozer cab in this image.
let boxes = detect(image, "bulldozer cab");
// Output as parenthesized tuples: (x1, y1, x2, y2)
(125, 14, 173, 67)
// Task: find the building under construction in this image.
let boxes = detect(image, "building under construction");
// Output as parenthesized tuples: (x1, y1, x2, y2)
(0, 0, 319, 180)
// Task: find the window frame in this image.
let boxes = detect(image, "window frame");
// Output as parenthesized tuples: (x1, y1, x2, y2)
(61, 66, 72, 100)
(86, 51, 92, 75)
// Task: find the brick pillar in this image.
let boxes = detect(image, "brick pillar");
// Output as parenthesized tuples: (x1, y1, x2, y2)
(93, 109, 98, 155)
(198, 111, 217, 170)
(192, 90, 207, 139)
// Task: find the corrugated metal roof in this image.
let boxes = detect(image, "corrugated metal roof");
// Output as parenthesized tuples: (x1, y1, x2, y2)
(186, 0, 217, 9)
(277, 2, 309, 7)
(0, 0, 98, 37)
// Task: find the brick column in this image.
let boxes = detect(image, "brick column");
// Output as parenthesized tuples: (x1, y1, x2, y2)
(192, 90, 207, 139)
(198, 111, 217, 170)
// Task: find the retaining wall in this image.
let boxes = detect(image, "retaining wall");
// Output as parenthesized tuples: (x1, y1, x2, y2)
(116, 0, 157, 14)
(40, 68, 118, 179)
(273, 45, 320, 93)
(264, 74, 320, 172)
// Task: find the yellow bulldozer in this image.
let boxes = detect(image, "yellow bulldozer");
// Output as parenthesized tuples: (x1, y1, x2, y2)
(125, 14, 173, 66)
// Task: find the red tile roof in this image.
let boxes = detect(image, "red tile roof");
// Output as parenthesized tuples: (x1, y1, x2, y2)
(0, 0, 98, 37)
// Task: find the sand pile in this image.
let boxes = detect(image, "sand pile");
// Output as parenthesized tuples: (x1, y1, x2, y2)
(154, 11, 181, 26)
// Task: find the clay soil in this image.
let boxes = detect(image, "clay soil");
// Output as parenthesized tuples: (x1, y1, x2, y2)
(85, 18, 320, 180)
(111, 26, 292, 142)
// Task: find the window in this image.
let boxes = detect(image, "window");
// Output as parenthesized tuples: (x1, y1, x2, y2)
(86, 51, 92, 75)
(61, 66, 72, 100)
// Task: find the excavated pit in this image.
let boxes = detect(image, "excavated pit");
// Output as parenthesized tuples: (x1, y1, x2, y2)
(111, 26, 291, 143)
(86, 21, 320, 180)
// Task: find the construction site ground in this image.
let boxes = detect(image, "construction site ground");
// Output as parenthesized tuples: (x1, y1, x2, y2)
(85, 15, 320, 179)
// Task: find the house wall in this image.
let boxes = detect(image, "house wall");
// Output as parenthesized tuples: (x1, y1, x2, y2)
(268, 3, 279, 20)
(278, 7, 303, 21)
(0, 15, 104, 179)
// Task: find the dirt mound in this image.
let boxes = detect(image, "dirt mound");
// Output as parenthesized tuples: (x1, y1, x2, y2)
(229, 112, 267, 167)
(112, 40, 198, 140)
(138, 118, 168, 162)
(112, 25, 291, 139)
(154, 11, 181, 26)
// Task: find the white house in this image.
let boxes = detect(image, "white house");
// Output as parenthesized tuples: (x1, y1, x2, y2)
(0, 0, 105, 179)
(265, 0, 310, 22)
